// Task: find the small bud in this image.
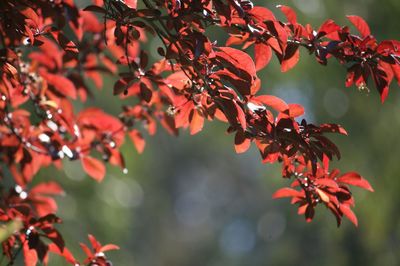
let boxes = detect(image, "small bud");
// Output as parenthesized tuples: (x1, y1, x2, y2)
(19, 191, 28, 200)
(47, 120, 59, 131)
(166, 105, 176, 116)
(15, 185, 23, 193)
(22, 37, 31, 46)
(62, 145, 74, 159)
(357, 82, 370, 93)
(109, 141, 116, 148)
(38, 133, 51, 143)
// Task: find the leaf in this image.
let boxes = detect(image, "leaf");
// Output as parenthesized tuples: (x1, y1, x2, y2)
(234, 101, 247, 130)
(79, 243, 93, 258)
(265, 21, 288, 52)
(392, 64, 400, 86)
(128, 129, 145, 154)
(254, 43, 272, 71)
(213, 69, 252, 96)
(38, 213, 62, 224)
(347, 15, 371, 38)
(42, 227, 65, 252)
(277, 5, 297, 24)
(281, 43, 300, 72)
(337, 172, 374, 192)
(340, 204, 358, 226)
(317, 19, 340, 38)
(248, 6, 276, 21)
(125, 0, 137, 9)
(40, 70, 77, 99)
(216, 46, 257, 80)
(287, 103, 304, 117)
(30, 182, 64, 195)
(165, 71, 191, 90)
(40, 100, 58, 109)
(234, 131, 251, 153)
(316, 188, 330, 203)
(320, 124, 348, 135)
(83, 5, 106, 14)
(253, 95, 289, 112)
(88, 234, 101, 250)
(272, 187, 302, 199)
(23, 239, 38, 266)
(48, 244, 76, 264)
(99, 244, 120, 252)
(315, 179, 339, 189)
(189, 109, 204, 135)
(140, 82, 152, 102)
(20, 7, 40, 26)
(371, 66, 390, 103)
(81, 156, 106, 182)
(136, 9, 161, 18)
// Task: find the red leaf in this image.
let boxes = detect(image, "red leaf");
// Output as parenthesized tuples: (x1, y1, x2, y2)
(234, 101, 247, 130)
(79, 243, 93, 258)
(277, 5, 297, 25)
(253, 95, 289, 112)
(83, 5, 106, 14)
(320, 124, 348, 135)
(234, 131, 251, 153)
(315, 179, 339, 189)
(48, 244, 76, 264)
(165, 71, 191, 90)
(216, 46, 257, 79)
(265, 21, 288, 52)
(174, 100, 192, 128)
(125, 0, 137, 9)
(81, 156, 106, 182)
(337, 172, 374, 192)
(128, 130, 146, 154)
(392, 64, 400, 86)
(99, 244, 120, 253)
(281, 43, 300, 72)
(266, 36, 282, 55)
(248, 6, 276, 22)
(140, 82, 152, 103)
(340, 204, 358, 226)
(254, 43, 272, 71)
(30, 182, 64, 195)
(88, 234, 101, 250)
(316, 188, 330, 203)
(288, 103, 304, 117)
(23, 239, 38, 266)
(189, 109, 204, 135)
(317, 19, 340, 37)
(347, 15, 371, 38)
(20, 7, 40, 26)
(33, 196, 58, 216)
(272, 187, 303, 199)
(40, 70, 77, 99)
(161, 113, 179, 136)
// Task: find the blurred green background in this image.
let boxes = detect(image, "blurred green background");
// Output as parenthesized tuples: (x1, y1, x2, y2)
(35, 0, 400, 265)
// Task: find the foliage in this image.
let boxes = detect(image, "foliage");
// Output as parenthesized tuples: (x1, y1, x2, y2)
(0, 0, 398, 265)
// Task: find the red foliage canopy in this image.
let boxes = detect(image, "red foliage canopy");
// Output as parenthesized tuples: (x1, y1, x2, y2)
(1, 0, 398, 265)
